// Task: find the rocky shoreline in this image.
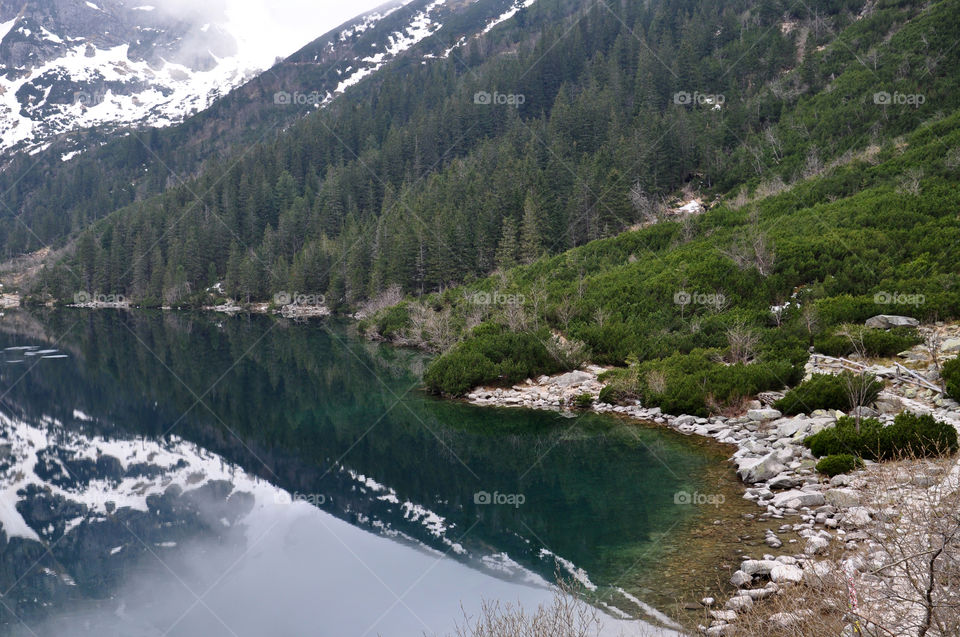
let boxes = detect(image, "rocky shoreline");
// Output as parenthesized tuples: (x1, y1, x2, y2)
(465, 351, 960, 635)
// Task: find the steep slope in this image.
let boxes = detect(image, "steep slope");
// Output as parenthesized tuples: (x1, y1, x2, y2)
(34, 0, 959, 315)
(0, 0, 541, 257)
(0, 0, 260, 157)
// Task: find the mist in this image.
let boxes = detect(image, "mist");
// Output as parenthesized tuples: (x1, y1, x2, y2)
(15, 500, 558, 637)
(146, 0, 392, 69)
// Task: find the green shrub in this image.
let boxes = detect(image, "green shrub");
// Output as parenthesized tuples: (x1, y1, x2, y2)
(804, 413, 958, 461)
(815, 326, 923, 358)
(598, 385, 620, 404)
(372, 303, 411, 339)
(573, 393, 594, 409)
(423, 325, 565, 395)
(944, 357, 960, 401)
(775, 372, 882, 415)
(815, 454, 864, 477)
(630, 350, 797, 417)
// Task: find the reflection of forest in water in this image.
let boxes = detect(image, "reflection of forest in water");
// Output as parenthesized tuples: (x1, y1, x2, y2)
(0, 309, 724, 591)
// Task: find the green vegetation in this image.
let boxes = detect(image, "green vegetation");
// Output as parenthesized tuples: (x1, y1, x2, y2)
(815, 454, 864, 477)
(573, 394, 594, 409)
(944, 357, 960, 402)
(33, 0, 960, 316)
(600, 351, 797, 417)
(814, 326, 923, 358)
(774, 373, 883, 416)
(805, 413, 959, 461)
(422, 324, 566, 395)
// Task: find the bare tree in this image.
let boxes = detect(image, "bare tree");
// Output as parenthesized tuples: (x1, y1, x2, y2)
(803, 305, 820, 345)
(726, 321, 760, 364)
(839, 327, 875, 432)
(720, 213, 776, 276)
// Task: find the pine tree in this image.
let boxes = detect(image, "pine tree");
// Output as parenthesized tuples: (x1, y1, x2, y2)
(519, 194, 544, 264)
(495, 217, 520, 270)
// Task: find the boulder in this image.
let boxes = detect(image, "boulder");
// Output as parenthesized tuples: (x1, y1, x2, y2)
(842, 507, 872, 528)
(767, 473, 804, 490)
(824, 488, 861, 508)
(804, 536, 830, 555)
(724, 595, 754, 612)
(770, 564, 803, 584)
(942, 337, 960, 353)
(736, 452, 787, 484)
(771, 489, 825, 509)
(730, 570, 752, 587)
(710, 610, 738, 622)
(740, 559, 778, 576)
(747, 408, 782, 422)
(554, 370, 594, 387)
(865, 315, 919, 329)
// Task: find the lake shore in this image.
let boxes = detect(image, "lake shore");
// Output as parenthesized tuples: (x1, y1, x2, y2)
(461, 343, 960, 635)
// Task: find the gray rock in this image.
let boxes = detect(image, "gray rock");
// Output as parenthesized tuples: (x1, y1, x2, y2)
(724, 595, 754, 612)
(710, 610, 738, 622)
(771, 489, 825, 509)
(730, 570, 752, 587)
(554, 370, 594, 387)
(804, 536, 830, 555)
(803, 561, 837, 588)
(842, 507, 872, 528)
(740, 559, 778, 576)
(747, 408, 782, 421)
(825, 488, 861, 508)
(737, 452, 788, 484)
(768, 473, 803, 490)
(770, 563, 803, 583)
(865, 315, 920, 329)
(674, 414, 697, 426)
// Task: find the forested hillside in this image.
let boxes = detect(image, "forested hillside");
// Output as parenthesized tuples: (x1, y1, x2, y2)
(0, 0, 516, 258)
(34, 0, 946, 308)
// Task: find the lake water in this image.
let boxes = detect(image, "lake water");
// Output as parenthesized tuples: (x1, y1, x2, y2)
(0, 310, 734, 636)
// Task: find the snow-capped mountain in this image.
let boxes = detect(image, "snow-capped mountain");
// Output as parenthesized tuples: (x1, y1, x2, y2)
(0, 0, 396, 158)
(0, 0, 537, 160)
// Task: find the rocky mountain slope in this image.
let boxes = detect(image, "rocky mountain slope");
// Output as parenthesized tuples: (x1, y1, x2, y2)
(0, 0, 260, 157)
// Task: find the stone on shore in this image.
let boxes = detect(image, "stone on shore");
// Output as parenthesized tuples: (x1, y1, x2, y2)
(724, 595, 754, 611)
(736, 452, 787, 483)
(747, 408, 782, 421)
(730, 570, 752, 587)
(824, 487, 861, 508)
(771, 489, 825, 509)
(865, 315, 919, 329)
(770, 563, 803, 583)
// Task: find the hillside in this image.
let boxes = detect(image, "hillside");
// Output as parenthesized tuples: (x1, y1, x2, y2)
(0, 0, 524, 258)
(29, 0, 915, 306)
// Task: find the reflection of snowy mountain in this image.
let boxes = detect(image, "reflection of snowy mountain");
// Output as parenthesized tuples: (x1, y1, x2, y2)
(0, 406, 557, 630)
